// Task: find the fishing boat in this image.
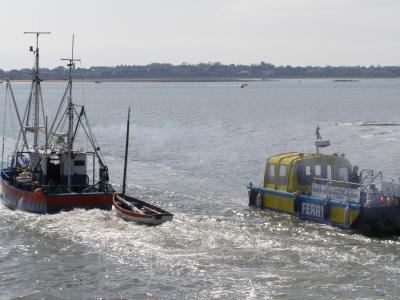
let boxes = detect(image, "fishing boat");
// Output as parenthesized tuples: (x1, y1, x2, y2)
(0, 32, 114, 213)
(112, 108, 173, 225)
(248, 126, 400, 234)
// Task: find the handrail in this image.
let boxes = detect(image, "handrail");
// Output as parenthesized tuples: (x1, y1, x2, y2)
(312, 177, 361, 187)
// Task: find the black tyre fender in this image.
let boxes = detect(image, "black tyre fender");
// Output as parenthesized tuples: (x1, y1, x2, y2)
(248, 188, 258, 207)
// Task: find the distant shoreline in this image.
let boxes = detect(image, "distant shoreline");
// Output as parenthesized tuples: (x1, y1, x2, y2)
(3, 63, 400, 81)
(1, 77, 262, 83)
(2, 77, 400, 83)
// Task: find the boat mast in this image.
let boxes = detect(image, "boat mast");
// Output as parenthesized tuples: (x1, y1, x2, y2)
(61, 34, 80, 154)
(122, 107, 131, 196)
(24, 31, 50, 151)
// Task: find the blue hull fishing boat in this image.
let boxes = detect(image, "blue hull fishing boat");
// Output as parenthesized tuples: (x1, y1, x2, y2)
(248, 127, 400, 234)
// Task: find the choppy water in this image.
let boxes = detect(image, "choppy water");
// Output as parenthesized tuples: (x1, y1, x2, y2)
(1, 79, 400, 299)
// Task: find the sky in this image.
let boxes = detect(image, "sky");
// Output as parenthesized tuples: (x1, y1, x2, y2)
(0, 0, 400, 69)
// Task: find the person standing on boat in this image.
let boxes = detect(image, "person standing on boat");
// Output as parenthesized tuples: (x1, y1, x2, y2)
(365, 184, 379, 207)
(350, 165, 360, 184)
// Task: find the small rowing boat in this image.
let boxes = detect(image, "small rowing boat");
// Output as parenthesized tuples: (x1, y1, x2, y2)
(113, 194, 173, 225)
(112, 108, 173, 225)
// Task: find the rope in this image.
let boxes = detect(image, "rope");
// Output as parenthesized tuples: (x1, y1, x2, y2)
(83, 112, 106, 164)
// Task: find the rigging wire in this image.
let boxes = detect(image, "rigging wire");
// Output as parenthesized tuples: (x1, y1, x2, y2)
(83, 112, 106, 163)
(48, 81, 70, 140)
(78, 60, 86, 105)
(38, 83, 46, 131)
(25, 81, 34, 128)
(1, 86, 9, 169)
(15, 86, 34, 153)
(48, 107, 68, 146)
(8, 88, 15, 142)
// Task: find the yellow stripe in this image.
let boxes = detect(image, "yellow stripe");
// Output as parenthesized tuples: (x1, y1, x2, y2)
(263, 194, 295, 213)
(329, 206, 345, 223)
(329, 206, 360, 225)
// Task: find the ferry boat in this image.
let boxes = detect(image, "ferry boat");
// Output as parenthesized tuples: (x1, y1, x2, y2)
(248, 127, 400, 234)
(0, 32, 114, 213)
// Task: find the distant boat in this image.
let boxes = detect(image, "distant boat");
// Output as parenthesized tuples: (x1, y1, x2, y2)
(360, 122, 400, 127)
(112, 108, 173, 225)
(240, 83, 248, 88)
(333, 79, 359, 82)
(94, 80, 103, 83)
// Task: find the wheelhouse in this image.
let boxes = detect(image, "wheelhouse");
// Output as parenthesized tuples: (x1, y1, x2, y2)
(264, 152, 352, 193)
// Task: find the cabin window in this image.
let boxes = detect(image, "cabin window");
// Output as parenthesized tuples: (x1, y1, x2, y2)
(266, 163, 275, 184)
(315, 165, 321, 177)
(297, 164, 312, 185)
(305, 165, 311, 176)
(278, 165, 287, 185)
(336, 167, 349, 181)
(327, 165, 332, 180)
(74, 160, 85, 166)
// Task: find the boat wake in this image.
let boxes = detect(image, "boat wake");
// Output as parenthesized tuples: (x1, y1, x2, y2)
(1, 191, 400, 298)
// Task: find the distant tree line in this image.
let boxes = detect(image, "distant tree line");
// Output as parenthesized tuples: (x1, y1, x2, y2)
(1, 62, 400, 80)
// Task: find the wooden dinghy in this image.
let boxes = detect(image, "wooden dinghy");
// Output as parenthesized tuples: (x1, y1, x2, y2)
(113, 107, 173, 225)
(113, 194, 173, 225)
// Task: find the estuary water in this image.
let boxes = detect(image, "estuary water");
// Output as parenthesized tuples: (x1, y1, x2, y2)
(1, 79, 400, 299)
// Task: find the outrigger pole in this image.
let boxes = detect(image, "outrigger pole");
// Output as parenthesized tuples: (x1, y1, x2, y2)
(122, 107, 131, 196)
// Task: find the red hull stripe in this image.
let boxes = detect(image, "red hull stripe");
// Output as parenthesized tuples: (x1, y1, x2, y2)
(1, 180, 113, 212)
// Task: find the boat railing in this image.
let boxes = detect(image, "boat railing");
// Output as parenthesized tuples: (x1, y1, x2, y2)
(359, 169, 383, 192)
(359, 170, 400, 198)
(364, 190, 400, 207)
(40, 182, 115, 194)
(312, 178, 361, 190)
(380, 179, 400, 198)
(81, 181, 115, 193)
